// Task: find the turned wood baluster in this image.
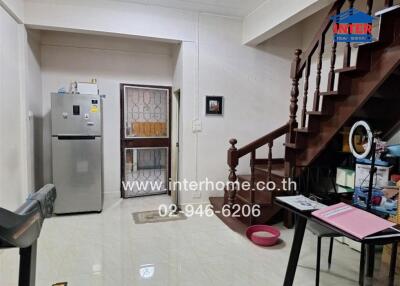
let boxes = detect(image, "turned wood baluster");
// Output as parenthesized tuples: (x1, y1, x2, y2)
(327, 41, 338, 92)
(328, 6, 340, 92)
(312, 35, 325, 112)
(288, 49, 302, 143)
(367, 0, 373, 15)
(227, 139, 238, 206)
(267, 141, 273, 182)
(343, 0, 355, 68)
(366, 0, 373, 45)
(385, 0, 393, 7)
(301, 58, 311, 128)
(313, 34, 325, 111)
(250, 150, 256, 225)
(250, 150, 256, 202)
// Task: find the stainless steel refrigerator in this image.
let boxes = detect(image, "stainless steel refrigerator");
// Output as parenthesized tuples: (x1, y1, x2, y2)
(51, 93, 103, 214)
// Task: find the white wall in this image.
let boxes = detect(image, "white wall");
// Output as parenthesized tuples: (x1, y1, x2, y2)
(38, 21, 301, 202)
(0, 4, 24, 210)
(195, 14, 301, 200)
(24, 29, 43, 191)
(34, 10, 302, 204)
(0, 4, 42, 210)
(24, 0, 196, 42)
(243, 0, 332, 46)
(40, 31, 175, 193)
(0, 0, 24, 22)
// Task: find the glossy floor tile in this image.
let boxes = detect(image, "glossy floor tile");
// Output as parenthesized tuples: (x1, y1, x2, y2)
(0, 194, 377, 285)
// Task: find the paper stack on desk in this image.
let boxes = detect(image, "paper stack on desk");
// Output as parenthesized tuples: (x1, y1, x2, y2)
(312, 203, 395, 239)
(276, 195, 326, 211)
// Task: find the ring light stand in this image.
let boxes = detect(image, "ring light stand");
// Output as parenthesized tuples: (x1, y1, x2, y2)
(349, 121, 377, 212)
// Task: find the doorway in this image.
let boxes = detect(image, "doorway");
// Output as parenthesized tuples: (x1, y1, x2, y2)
(120, 84, 172, 198)
(171, 89, 181, 208)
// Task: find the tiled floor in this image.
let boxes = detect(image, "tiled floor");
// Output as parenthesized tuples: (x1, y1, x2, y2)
(0, 194, 373, 285)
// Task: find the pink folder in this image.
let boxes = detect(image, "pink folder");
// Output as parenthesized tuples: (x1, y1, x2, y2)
(312, 203, 395, 239)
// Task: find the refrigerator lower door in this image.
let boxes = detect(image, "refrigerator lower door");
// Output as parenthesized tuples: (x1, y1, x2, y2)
(52, 136, 103, 214)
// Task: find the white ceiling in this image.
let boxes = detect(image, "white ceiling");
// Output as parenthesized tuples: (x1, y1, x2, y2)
(110, 0, 266, 17)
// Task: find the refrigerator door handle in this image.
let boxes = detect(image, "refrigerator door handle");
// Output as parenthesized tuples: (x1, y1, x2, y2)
(56, 135, 97, 140)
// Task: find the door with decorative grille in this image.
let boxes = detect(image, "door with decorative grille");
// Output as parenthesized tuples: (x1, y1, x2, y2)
(120, 84, 171, 198)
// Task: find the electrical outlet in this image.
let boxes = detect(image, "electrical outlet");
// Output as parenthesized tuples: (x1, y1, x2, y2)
(192, 119, 202, 133)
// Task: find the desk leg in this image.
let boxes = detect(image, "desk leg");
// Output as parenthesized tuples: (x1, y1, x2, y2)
(366, 244, 375, 278)
(359, 243, 365, 286)
(283, 216, 307, 286)
(389, 242, 398, 286)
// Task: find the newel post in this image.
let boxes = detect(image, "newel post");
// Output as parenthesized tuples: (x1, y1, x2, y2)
(285, 49, 302, 177)
(227, 138, 238, 206)
(288, 49, 302, 144)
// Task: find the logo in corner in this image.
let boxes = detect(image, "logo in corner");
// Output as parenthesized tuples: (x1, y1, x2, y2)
(331, 8, 376, 43)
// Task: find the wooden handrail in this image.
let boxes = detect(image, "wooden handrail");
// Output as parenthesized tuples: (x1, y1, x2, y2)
(236, 123, 289, 158)
(227, 123, 289, 172)
(226, 123, 289, 206)
(297, 0, 346, 77)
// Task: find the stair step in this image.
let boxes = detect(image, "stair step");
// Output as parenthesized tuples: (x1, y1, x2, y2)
(235, 193, 272, 207)
(294, 127, 315, 133)
(209, 197, 249, 232)
(209, 196, 285, 229)
(375, 4, 400, 16)
(356, 41, 383, 50)
(335, 66, 369, 75)
(237, 174, 255, 182)
(375, 5, 400, 45)
(253, 165, 285, 178)
(319, 91, 345, 97)
(335, 66, 358, 73)
(306, 111, 329, 116)
(284, 142, 305, 150)
(237, 174, 266, 186)
(236, 174, 284, 206)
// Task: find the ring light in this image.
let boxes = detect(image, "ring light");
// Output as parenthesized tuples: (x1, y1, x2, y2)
(349, 120, 373, 159)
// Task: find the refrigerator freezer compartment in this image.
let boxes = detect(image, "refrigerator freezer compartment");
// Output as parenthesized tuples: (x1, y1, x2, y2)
(51, 93, 102, 136)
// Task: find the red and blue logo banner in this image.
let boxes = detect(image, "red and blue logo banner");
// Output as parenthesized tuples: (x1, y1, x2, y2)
(331, 8, 376, 43)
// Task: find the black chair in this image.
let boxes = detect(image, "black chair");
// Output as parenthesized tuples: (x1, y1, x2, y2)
(307, 221, 343, 286)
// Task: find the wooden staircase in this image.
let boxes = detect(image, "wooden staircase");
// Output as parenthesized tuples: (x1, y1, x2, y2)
(210, 0, 400, 232)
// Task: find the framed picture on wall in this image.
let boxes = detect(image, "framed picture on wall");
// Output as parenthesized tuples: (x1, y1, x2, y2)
(205, 96, 224, 116)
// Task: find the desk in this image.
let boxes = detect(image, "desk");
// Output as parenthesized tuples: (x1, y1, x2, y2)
(276, 199, 399, 286)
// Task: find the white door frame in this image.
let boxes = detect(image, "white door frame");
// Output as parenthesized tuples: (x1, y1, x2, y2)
(171, 89, 181, 209)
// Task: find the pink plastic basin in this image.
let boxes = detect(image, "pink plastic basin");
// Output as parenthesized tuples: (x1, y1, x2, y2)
(246, 225, 281, 246)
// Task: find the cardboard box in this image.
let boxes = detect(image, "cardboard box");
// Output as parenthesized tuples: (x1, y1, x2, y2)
(336, 168, 355, 188)
(77, 82, 98, 95)
(355, 164, 390, 188)
(337, 185, 354, 193)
